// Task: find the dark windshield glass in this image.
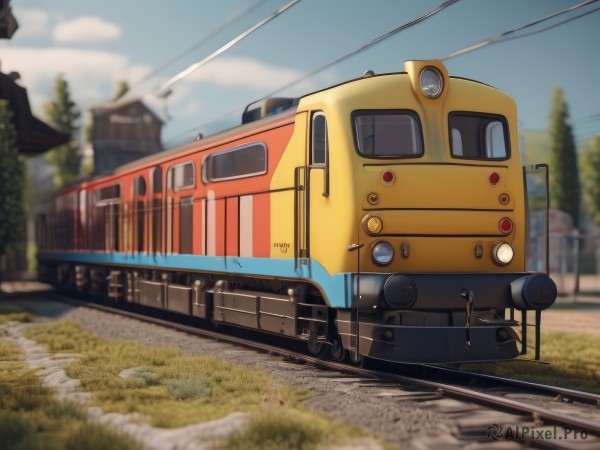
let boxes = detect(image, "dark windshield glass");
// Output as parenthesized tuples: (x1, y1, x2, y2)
(354, 111, 423, 158)
(449, 113, 509, 160)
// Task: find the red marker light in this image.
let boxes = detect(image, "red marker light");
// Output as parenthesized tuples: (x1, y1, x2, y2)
(499, 218, 513, 234)
(489, 172, 500, 185)
(382, 170, 395, 184)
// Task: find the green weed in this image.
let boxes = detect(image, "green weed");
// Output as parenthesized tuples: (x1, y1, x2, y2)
(0, 304, 31, 324)
(216, 407, 365, 450)
(462, 330, 600, 392)
(0, 339, 142, 450)
(21, 319, 371, 449)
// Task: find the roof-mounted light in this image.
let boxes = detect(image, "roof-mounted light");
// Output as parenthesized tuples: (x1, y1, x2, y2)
(419, 67, 443, 99)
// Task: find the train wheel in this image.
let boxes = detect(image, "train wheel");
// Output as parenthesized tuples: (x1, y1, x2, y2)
(307, 339, 328, 358)
(329, 335, 346, 362)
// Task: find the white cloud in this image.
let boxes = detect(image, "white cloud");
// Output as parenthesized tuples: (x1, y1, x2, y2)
(0, 46, 335, 146)
(52, 16, 121, 44)
(0, 47, 151, 116)
(185, 57, 308, 91)
(12, 8, 50, 39)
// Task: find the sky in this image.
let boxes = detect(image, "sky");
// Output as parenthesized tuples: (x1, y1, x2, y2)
(1, 0, 599, 149)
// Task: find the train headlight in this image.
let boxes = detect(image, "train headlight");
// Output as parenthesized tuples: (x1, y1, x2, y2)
(364, 215, 383, 234)
(371, 241, 394, 266)
(419, 67, 443, 98)
(492, 242, 514, 266)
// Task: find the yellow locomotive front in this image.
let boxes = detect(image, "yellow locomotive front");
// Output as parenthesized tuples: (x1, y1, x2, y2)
(278, 60, 557, 363)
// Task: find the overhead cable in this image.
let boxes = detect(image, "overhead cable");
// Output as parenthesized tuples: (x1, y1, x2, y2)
(166, 0, 460, 143)
(251, 0, 460, 103)
(127, 0, 270, 94)
(147, 0, 300, 99)
(441, 0, 599, 60)
(498, 6, 600, 45)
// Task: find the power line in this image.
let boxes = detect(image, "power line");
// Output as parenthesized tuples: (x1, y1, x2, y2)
(441, 0, 599, 60)
(166, 0, 599, 145)
(127, 0, 270, 95)
(165, 0, 460, 144)
(574, 113, 600, 124)
(249, 0, 460, 106)
(498, 6, 600, 45)
(139, 0, 300, 102)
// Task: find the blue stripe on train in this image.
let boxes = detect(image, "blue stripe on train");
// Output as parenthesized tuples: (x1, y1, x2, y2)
(38, 251, 353, 308)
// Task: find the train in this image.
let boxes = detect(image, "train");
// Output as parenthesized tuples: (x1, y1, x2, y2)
(36, 59, 557, 364)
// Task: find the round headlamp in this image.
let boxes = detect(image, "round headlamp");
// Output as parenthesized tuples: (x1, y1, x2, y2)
(365, 216, 383, 234)
(372, 241, 394, 266)
(419, 67, 443, 98)
(492, 242, 514, 266)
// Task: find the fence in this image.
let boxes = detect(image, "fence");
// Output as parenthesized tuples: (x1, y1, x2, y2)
(549, 232, 600, 296)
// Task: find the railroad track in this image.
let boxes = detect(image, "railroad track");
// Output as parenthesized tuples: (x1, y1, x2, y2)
(28, 292, 600, 449)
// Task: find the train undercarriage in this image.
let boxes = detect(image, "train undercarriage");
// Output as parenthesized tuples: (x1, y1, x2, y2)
(43, 262, 340, 356)
(40, 261, 553, 364)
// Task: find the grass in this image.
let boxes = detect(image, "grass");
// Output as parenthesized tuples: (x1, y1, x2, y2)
(0, 339, 143, 450)
(216, 408, 366, 450)
(25, 319, 304, 427)
(21, 320, 374, 449)
(551, 299, 600, 310)
(461, 330, 600, 393)
(0, 304, 32, 325)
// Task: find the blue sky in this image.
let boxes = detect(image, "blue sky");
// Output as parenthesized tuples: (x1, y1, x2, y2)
(1, 0, 599, 148)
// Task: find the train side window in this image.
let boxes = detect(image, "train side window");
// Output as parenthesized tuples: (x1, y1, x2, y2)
(179, 196, 194, 254)
(133, 176, 146, 253)
(168, 162, 195, 192)
(203, 142, 267, 183)
(152, 166, 163, 193)
(311, 112, 328, 165)
(94, 184, 121, 252)
(134, 176, 146, 196)
(353, 110, 423, 158)
(449, 113, 509, 160)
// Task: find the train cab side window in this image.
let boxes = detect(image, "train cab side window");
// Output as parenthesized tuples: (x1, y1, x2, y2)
(449, 113, 509, 160)
(203, 142, 267, 183)
(353, 110, 423, 158)
(311, 112, 328, 165)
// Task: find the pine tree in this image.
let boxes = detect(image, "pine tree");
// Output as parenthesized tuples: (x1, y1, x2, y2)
(548, 87, 580, 228)
(44, 75, 81, 189)
(113, 80, 130, 101)
(0, 100, 25, 257)
(580, 134, 600, 227)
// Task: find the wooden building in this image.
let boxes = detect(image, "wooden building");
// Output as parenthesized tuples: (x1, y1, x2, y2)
(90, 99, 164, 175)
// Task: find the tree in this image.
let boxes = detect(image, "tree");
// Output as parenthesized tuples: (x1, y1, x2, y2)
(580, 134, 600, 227)
(0, 100, 25, 260)
(113, 80, 130, 101)
(44, 74, 81, 189)
(548, 87, 580, 229)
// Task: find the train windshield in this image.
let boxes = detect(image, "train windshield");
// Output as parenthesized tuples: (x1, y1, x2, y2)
(449, 113, 509, 160)
(353, 110, 423, 158)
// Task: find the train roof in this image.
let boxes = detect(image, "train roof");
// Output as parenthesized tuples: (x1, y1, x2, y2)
(114, 106, 297, 175)
(105, 64, 505, 179)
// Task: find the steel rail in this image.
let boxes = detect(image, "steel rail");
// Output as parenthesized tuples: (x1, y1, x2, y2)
(421, 363, 600, 409)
